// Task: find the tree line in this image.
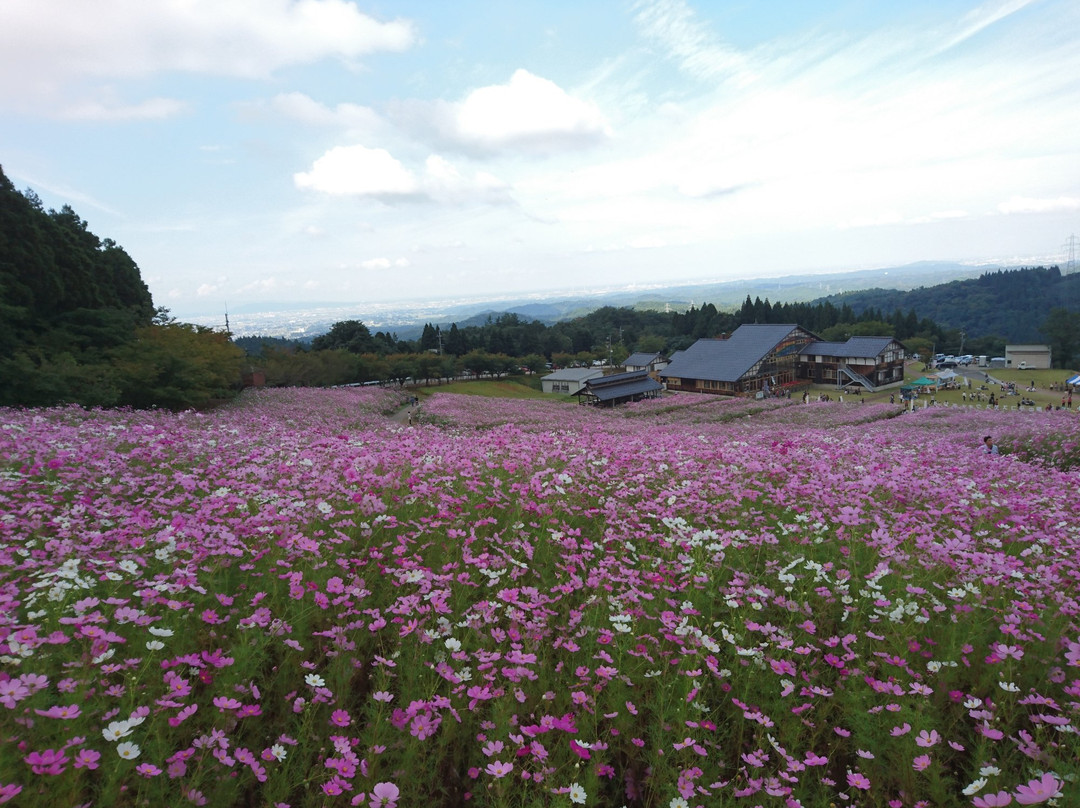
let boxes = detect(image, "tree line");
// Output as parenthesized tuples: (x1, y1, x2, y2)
(241, 270, 1080, 390)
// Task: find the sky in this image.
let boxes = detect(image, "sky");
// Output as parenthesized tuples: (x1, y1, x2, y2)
(2, 0, 1079, 319)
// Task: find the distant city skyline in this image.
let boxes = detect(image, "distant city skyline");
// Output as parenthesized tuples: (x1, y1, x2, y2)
(2, 0, 1078, 320)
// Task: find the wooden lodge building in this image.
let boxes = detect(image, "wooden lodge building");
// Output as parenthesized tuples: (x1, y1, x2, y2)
(797, 336, 907, 390)
(660, 324, 906, 396)
(660, 324, 817, 396)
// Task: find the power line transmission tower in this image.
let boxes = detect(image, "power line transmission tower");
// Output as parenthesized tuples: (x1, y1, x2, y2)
(1064, 234, 1078, 275)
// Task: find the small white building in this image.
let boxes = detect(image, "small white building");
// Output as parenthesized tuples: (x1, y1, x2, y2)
(541, 367, 604, 395)
(1004, 344, 1052, 370)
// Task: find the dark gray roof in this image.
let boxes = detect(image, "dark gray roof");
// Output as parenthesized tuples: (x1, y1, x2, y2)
(660, 324, 810, 383)
(578, 369, 663, 401)
(624, 352, 662, 367)
(542, 367, 604, 382)
(801, 337, 898, 359)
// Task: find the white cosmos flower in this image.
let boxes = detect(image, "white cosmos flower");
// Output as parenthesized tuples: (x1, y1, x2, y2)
(102, 721, 133, 741)
(116, 741, 140, 759)
(963, 777, 988, 795)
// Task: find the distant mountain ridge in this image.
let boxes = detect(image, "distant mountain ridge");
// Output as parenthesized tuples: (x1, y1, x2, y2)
(204, 261, 994, 338)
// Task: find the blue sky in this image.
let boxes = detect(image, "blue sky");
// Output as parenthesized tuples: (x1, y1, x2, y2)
(2, 0, 1078, 319)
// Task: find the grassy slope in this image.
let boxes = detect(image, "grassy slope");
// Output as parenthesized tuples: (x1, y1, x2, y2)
(414, 366, 1079, 410)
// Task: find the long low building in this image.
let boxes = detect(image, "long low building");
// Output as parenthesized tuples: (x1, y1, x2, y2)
(541, 367, 604, 395)
(660, 324, 906, 395)
(574, 369, 664, 406)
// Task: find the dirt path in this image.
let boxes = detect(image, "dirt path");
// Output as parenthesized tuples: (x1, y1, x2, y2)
(388, 403, 417, 425)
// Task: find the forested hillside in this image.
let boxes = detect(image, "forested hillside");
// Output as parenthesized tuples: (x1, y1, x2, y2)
(0, 165, 243, 408)
(822, 266, 1080, 343)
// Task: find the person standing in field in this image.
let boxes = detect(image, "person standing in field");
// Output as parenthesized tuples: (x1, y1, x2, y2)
(983, 435, 999, 455)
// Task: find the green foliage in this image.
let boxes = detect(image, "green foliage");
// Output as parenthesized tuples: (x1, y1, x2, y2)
(112, 324, 245, 410)
(310, 319, 376, 354)
(824, 266, 1080, 345)
(1039, 307, 1080, 369)
(0, 165, 241, 410)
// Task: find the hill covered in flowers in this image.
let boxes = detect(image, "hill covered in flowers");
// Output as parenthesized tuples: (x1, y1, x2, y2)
(1, 389, 1078, 807)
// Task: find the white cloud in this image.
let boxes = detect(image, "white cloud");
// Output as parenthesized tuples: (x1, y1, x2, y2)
(294, 145, 420, 197)
(360, 257, 410, 270)
(451, 69, 610, 152)
(259, 92, 384, 132)
(295, 147, 511, 203)
(196, 283, 219, 296)
(632, 0, 753, 85)
(396, 69, 611, 155)
(59, 96, 188, 122)
(997, 196, 1080, 214)
(0, 0, 416, 111)
(940, 0, 1040, 51)
(238, 277, 285, 293)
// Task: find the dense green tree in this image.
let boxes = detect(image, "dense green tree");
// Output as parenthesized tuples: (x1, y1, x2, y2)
(311, 320, 377, 354)
(518, 354, 546, 374)
(419, 323, 441, 352)
(1041, 308, 1080, 369)
(113, 324, 244, 410)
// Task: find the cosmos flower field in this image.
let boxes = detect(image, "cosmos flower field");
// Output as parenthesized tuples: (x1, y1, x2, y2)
(1, 388, 1079, 808)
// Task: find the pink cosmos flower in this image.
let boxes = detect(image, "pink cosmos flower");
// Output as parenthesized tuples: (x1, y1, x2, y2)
(369, 781, 399, 808)
(973, 792, 1013, 807)
(485, 760, 513, 778)
(1014, 773, 1062, 805)
(34, 704, 81, 719)
(847, 772, 870, 790)
(912, 755, 931, 771)
(330, 709, 351, 727)
(409, 713, 435, 740)
(915, 729, 940, 747)
(24, 748, 68, 775)
(73, 749, 101, 769)
(0, 783, 23, 804)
